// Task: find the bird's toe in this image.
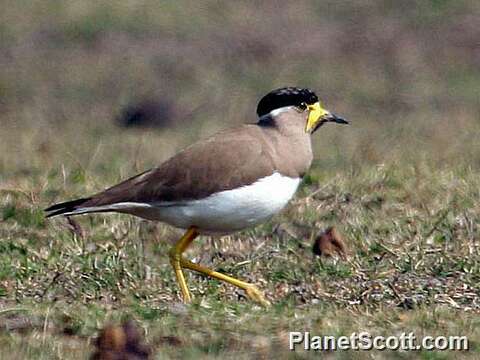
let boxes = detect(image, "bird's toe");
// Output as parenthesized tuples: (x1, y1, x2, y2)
(245, 285, 271, 307)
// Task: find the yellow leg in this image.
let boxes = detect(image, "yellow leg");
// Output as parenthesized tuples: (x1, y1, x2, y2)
(180, 258, 270, 306)
(168, 226, 270, 306)
(168, 227, 199, 303)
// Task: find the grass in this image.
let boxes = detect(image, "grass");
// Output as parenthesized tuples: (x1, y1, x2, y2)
(1, 162, 479, 358)
(1, 0, 480, 358)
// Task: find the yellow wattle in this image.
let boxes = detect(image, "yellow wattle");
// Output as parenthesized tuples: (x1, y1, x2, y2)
(305, 102, 329, 132)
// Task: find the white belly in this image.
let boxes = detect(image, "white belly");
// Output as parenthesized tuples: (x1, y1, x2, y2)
(151, 172, 301, 233)
(68, 172, 301, 234)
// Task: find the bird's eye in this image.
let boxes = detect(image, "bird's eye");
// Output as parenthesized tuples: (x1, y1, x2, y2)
(298, 102, 307, 111)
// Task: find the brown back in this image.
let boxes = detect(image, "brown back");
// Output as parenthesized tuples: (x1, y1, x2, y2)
(83, 109, 313, 206)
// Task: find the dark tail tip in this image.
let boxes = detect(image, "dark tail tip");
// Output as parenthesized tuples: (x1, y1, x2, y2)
(45, 197, 91, 218)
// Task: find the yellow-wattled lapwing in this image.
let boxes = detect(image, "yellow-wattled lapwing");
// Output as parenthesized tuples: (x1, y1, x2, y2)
(46, 87, 348, 306)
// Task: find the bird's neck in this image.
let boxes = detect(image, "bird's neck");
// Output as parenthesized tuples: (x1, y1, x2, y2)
(258, 112, 313, 178)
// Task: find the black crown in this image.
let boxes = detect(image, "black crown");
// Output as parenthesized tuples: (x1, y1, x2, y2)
(256, 87, 318, 118)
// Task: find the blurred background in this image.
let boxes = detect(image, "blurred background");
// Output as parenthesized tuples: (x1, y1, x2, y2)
(1, 0, 479, 192)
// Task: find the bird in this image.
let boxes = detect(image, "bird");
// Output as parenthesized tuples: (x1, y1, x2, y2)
(45, 87, 348, 306)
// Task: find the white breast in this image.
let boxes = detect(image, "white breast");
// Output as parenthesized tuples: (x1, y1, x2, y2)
(152, 172, 301, 233)
(67, 172, 301, 234)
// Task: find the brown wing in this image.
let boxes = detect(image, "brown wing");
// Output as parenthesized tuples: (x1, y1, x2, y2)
(82, 125, 276, 207)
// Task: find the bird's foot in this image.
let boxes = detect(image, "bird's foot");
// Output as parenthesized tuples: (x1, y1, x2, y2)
(245, 285, 271, 307)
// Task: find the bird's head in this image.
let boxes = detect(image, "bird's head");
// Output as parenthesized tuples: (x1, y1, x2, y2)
(256, 87, 348, 133)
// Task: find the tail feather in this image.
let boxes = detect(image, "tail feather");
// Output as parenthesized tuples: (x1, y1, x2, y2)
(44, 197, 91, 218)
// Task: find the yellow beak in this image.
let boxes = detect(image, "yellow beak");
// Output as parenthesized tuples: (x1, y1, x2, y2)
(305, 102, 348, 133)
